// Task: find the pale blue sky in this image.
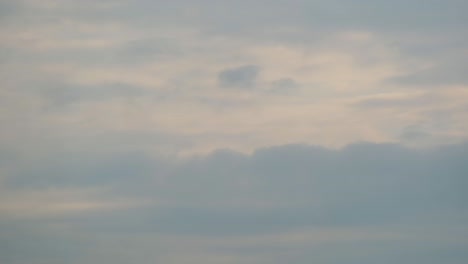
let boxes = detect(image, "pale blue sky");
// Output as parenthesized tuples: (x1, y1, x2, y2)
(0, 0, 467, 263)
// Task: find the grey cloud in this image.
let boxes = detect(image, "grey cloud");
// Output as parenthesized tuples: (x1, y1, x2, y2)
(0, 19, 184, 68)
(1, 141, 468, 263)
(10, 81, 149, 111)
(42, 82, 147, 107)
(311, 0, 467, 32)
(35, 40, 179, 66)
(399, 125, 431, 141)
(4, 129, 192, 190)
(9, 142, 468, 230)
(218, 65, 260, 88)
(115, 0, 467, 34)
(79, 1, 468, 35)
(289, 239, 468, 264)
(168, 143, 466, 232)
(1, 0, 468, 261)
(116, 38, 184, 64)
(8, 151, 156, 189)
(4, 0, 467, 52)
(354, 94, 438, 109)
(0, 219, 85, 264)
(390, 56, 468, 86)
(269, 78, 299, 93)
(0, 1, 20, 20)
(270, 78, 297, 88)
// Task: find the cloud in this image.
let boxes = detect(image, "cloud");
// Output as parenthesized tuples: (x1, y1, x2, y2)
(218, 65, 260, 88)
(1, 1, 467, 262)
(399, 124, 431, 141)
(5, 142, 468, 226)
(353, 93, 435, 109)
(268, 78, 298, 93)
(53, 83, 147, 107)
(0, 218, 86, 264)
(2, 141, 468, 263)
(0, 1, 19, 19)
(1, 0, 466, 152)
(390, 56, 468, 86)
(98, 0, 468, 36)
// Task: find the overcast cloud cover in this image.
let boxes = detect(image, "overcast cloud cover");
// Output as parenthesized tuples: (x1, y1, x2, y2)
(1, 0, 467, 263)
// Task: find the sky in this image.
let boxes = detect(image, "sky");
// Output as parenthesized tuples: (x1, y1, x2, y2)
(0, 0, 467, 263)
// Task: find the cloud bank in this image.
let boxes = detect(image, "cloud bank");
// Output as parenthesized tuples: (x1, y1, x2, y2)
(1, 142, 467, 264)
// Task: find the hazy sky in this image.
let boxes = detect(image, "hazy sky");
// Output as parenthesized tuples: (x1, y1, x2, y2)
(1, 0, 467, 263)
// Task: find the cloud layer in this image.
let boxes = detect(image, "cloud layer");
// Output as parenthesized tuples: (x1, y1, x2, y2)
(1, 142, 467, 264)
(1, 0, 467, 154)
(1, 0, 467, 263)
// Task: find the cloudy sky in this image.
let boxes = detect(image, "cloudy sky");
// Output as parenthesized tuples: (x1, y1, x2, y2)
(1, 0, 467, 263)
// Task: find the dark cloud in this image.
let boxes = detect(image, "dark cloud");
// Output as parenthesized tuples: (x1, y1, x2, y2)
(218, 65, 260, 88)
